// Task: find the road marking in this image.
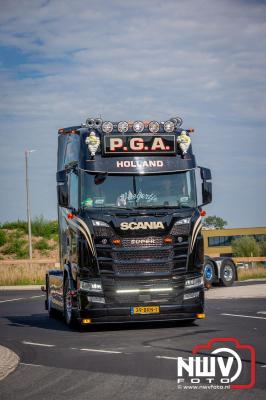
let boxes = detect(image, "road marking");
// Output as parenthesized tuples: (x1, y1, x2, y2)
(0, 298, 24, 303)
(79, 348, 122, 354)
(156, 355, 179, 360)
(20, 362, 43, 367)
(261, 365, 266, 368)
(22, 341, 55, 347)
(257, 311, 266, 315)
(0, 295, 44, 303)
(221, 313, 266, 320)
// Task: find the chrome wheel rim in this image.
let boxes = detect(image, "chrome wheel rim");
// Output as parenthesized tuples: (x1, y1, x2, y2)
(223, 265, 233, 281)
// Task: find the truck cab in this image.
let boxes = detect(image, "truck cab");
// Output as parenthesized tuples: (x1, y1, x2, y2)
(45, 117, 212, 327)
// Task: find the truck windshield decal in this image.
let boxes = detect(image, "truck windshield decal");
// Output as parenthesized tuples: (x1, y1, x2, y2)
(117, 190, 157, 206)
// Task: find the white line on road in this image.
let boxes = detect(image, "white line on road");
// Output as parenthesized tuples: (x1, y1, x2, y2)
(0, 297, 24, 303)
(221, 313, 266, 320)
(156, 355, 179, 360)
(257, 311, 266, 315)
(0, 295, 44, 303)
(20, 362, 43, 367)
(261, 365, 266, 368)
(22, 341, 55, 347)
(79, 348, 122, 354)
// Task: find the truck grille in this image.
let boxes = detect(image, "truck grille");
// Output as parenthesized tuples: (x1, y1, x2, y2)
(113, 262, 173, 275)
(112, 249, 173, 260)
(121, 236, 163, 248)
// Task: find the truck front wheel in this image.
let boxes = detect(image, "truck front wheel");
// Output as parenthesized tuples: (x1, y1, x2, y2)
(220, 260, 236, 287)
(64, 279, 77, 327)
(203, 260, 216, 286)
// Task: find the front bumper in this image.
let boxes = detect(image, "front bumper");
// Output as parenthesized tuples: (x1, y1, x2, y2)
(76, 294, 204, 324)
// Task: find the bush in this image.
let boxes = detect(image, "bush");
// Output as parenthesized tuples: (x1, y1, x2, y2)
(3, 238, 28, 259)
(1, 217, 58, 239)
(34, 238, 50, 251)
(259, 240, 266, 256)
(232, 236, 260, 257)
(0, 230, 7, 246)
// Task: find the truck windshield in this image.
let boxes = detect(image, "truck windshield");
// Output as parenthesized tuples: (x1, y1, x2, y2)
(80, 171, 197, 210)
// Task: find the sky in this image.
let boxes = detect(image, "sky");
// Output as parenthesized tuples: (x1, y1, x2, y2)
(0, 0, 265, 227)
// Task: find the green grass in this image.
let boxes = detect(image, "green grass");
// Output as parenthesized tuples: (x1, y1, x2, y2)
(1, 217, 58, 240)
(34, 238, 50, 251)
(0, 264, 49, 285)
(2, 238, 28, 259)
(0, 230, 7, 246)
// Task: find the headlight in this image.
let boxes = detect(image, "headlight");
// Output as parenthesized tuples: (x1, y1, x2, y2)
(92, 220, 110, 227)
(185, 277, 203, 288)
(148, 121, 160, 133)
(163, 120, 175, 132)
(80, 280, 103, 292)
(184, 291, 200, 300)
(102, 121, 113, 133)
(171, 117, 183, 127)
(94, 118, 103, 128)
(133, 121, 144, 133)
(118, 121, 129, 133)
(174, 217, 191, 225)
(86, 118, 95, 127)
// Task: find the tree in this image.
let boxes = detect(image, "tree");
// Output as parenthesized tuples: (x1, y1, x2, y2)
(259, 240, 266, 256)
(231, 236, 260, 257)
(202, 215, 228, 230)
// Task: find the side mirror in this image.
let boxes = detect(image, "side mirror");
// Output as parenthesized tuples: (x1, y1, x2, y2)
(57, 182, 69, 207)
(200, 167, 212, 181)
(202, 181, 212, 205)
(57, 169, 67, 183)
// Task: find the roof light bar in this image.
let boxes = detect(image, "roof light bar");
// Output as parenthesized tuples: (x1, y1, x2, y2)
(133, 121, 144, 133)
(102, 121, 114, 133)
(163, 120, 175, 132)
(118, 121, 129, 133)
(148, 121, 160, 133)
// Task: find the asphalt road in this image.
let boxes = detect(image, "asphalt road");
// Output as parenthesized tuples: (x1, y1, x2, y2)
(0, 286, 265, 400)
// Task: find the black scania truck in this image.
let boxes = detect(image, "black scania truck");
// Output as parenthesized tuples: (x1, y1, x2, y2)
(44, 117, 212, 327)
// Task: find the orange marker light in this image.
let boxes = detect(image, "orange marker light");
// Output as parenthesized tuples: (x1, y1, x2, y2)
(188, 128, 195, 133)
(67, 213, 74, 219)
(163, 236, 173, 244)
(112, 238, 121, 246)
(82, 318, 92, 324)
(200, 210, 206, 217)
(58, 128, 64, 134)
(196, 313, 205, 319)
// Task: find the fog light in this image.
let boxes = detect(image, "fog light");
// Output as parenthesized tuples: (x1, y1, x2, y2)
(163, 120, 175, 132)
(87, 296, 106, 304)
(148, 121, 160, 133)
(118, 121, 129, 133)
(184, 291, 200, 300)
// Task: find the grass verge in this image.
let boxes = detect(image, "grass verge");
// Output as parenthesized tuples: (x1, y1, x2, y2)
(0, 263, 52, 285)
(238, 266, 266, 281)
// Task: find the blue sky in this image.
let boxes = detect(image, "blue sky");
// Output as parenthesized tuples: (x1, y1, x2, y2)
(0, 0, 265, 227)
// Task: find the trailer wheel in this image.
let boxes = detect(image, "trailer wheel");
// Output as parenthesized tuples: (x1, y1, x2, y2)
(63, 279, 77, 327)
(203, 260, 216, 286)
(220, 260, 236, 287)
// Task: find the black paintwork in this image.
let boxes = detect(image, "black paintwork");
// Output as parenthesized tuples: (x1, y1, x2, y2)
(47, 124, 211, 323)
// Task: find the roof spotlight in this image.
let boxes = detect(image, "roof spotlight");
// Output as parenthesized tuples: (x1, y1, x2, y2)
(118, 121, 129, 133)
(163, 120, 175, 133)
(102, 121, 114, 133)
(148, 121, 160, 133)
(171, 117, 183, 127)
(94, 118, 103, 127)
(133, 121, 144, 133)
(86, 118, 95, 127)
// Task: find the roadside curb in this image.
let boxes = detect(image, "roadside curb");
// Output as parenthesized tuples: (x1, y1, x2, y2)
(0, 345, 19, 381)
(0, 285, 42, 291)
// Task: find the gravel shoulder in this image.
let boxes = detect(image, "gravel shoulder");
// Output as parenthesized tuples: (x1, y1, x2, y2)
(205, 282, 266, 299)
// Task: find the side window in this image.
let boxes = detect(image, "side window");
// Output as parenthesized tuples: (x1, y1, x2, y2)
(68, 171, 79, 210)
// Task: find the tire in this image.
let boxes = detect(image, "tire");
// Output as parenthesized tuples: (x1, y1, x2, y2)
(220, 260, 236, 287)
(47, 293, 57, 318)
(63, 279, 77, 327)
(203, 260, 216, 286)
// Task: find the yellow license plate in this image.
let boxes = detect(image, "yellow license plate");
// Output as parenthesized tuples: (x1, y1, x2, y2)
(132, 306, 160, 315)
